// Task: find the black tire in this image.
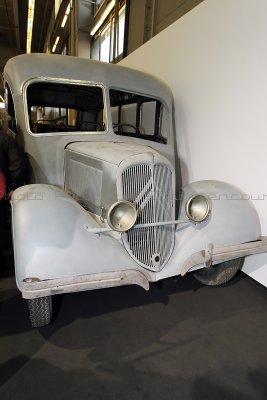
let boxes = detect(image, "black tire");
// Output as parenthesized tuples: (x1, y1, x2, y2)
(193, 258, 244, 286)
(26, 296, 52, 327)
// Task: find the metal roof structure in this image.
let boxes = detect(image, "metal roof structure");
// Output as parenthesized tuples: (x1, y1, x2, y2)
(0, 0, 55, 92)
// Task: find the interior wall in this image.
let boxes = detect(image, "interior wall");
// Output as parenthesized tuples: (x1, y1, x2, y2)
(120, 0, 267, 286)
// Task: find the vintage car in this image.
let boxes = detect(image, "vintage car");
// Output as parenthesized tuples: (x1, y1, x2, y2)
(3, 53, 267, 327)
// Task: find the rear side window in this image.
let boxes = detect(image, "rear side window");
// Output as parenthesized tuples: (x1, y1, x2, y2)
(109, 89, 168, 143)
(27, 82, 106, 134)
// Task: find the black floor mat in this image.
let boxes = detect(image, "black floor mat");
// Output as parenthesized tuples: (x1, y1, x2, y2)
(0, 252, 266, 400)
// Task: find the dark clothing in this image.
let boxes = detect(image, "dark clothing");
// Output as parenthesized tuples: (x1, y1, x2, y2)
(0, 129, 25, 252)
(0, 129, 25, 193)
(0, 199, 10, 252)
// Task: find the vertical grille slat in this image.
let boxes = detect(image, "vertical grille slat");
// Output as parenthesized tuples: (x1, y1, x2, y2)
(121, 162, 174, 271)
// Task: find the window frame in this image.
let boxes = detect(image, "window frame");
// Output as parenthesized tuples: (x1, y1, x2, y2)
(109, 87, 169, 144)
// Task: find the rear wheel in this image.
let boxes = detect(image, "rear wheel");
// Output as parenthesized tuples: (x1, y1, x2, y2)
(26, 296, 52, 327)
(193, 258, 244, 286)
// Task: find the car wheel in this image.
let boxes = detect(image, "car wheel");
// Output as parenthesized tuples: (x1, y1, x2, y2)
(26, 296, 52, 327)
(193, 258, 244, 286)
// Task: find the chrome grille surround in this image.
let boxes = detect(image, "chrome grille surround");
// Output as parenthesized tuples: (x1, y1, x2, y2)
(121, 162, 175, 272)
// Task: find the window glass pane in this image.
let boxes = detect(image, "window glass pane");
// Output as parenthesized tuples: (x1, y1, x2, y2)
(27, 82, 106, 134)
(141, 102, 157, 134)
(91, 35, 100, 61)
(110, 18, 114, 62)
(110, 89, 168, 143)
(117, 5, 125, 57)
(100, 24, 111, 63)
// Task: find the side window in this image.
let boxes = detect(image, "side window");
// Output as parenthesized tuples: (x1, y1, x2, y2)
(27, 82, 106, 134)
(110, 89, 168, 143)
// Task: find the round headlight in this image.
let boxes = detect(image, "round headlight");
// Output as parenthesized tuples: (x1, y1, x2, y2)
(185, 194, 211, 223)
(107, 201, 137, 232)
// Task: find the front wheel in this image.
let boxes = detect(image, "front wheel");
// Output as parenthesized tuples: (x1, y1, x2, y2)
(26, 296, 52, 327)
(193, 258, 244, 286)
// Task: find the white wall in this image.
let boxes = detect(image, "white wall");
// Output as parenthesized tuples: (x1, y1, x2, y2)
(120, 0, 267, 286)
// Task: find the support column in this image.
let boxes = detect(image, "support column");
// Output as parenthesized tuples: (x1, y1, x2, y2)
(69, 0, 78, 56)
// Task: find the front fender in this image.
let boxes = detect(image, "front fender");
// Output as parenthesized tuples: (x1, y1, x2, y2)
(11, 184, 141, 291)
(158, 180, 262, 279)
(178, 180, 261, 246)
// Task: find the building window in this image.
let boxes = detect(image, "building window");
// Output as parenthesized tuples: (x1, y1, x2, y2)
(91, 1, 127, 63)
(100, 23, 111, 62)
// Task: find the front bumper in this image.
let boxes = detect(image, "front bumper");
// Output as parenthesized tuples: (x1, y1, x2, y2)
(20, 270, 150, 299)
(181, 237, 267, 276)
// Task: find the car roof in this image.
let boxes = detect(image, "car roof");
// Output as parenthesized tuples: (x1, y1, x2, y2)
(3, 53, 172, 105)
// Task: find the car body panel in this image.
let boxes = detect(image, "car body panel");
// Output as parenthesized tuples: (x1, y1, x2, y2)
(3, 54, 266, 318)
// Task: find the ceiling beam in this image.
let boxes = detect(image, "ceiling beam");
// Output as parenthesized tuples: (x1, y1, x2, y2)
(12, 0, 20, 49)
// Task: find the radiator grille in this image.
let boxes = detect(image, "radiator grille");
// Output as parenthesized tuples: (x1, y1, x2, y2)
(122, 163, 174, 271)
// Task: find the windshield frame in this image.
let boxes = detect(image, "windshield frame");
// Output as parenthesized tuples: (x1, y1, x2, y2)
(23, 77, 109, 137)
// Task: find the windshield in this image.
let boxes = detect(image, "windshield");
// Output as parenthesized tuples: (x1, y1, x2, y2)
(27, 82, 106, 134)
(109, 88, 168, 143)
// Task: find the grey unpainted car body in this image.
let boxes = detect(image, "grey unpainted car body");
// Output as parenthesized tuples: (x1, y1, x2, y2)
(3, 54, 267, 325)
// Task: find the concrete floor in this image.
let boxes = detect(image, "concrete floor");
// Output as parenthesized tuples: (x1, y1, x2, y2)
(0, 251, 267, 400)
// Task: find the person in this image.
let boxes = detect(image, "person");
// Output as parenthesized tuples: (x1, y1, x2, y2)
(0, 108, 25, 253)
